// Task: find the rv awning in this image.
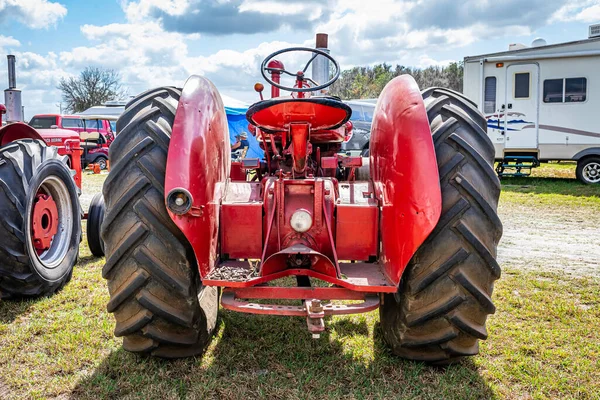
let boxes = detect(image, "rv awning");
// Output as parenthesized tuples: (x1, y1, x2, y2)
(467, 49, 600, 63)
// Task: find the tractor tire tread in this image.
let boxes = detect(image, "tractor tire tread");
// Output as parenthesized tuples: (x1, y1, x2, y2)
(87, 193, 106, 257)
(380, 87, 502, 363)
(102, 87, 218, 357)
(0, 140, 78, 299)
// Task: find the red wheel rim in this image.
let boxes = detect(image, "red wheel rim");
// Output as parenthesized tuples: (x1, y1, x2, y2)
(31, 191, 60, 254)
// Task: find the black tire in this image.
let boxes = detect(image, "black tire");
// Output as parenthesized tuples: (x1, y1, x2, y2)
(0, 139, 81, 299)
(102, 87, 219, 357)
(380, 88, 503, 364)
(93, 155, 108, 170)
(360, 147, 370, 157)
(87, 193, 105, 257)
(576, 156, 600, 184)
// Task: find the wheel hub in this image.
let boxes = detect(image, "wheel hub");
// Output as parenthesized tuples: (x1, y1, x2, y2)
(583, 162, 600, 183)
(32, 192, 59, 251)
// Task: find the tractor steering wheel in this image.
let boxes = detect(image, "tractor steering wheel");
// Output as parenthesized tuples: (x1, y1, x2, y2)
(261, 47, 340, 93)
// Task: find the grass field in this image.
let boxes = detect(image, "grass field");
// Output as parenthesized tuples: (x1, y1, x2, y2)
(1, 164, 599, 399)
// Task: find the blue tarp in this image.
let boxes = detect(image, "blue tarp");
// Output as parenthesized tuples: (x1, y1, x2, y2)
(225, 106, 264, 160)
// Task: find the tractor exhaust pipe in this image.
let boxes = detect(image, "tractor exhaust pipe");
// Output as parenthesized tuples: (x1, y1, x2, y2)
(7, 55, 16, 89)
(4, 55, 23, 123)
(312, 33, 330, 93)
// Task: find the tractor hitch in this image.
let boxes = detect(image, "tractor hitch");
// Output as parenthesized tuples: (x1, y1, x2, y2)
(305, 299, 324, 338)
(220, 287, 380, 336)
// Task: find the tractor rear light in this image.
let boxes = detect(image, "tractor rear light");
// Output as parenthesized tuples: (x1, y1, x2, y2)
(290, 209, 313, 233)
(166, 188, 193, 215)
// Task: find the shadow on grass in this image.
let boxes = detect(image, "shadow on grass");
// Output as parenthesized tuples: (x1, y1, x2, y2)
(0, 296, 44, 324)
(70, 310, 496, 400)
(77, 254, 104, 265)
(1, 256, 102, 324)
(500, 176, 600, 198)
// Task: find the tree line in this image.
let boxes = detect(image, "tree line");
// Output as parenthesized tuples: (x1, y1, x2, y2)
(57, 61, 463, 113)
(329, 62, 463, 100)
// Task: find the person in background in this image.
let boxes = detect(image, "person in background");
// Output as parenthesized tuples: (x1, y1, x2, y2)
(231, 131, 249, 152)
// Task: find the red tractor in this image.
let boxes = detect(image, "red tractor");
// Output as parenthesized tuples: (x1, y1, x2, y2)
(102, 38, 502, 363)
(0, 104, 105, 298)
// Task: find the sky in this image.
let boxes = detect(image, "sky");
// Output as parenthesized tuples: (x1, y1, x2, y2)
(1, 0, 599, 118)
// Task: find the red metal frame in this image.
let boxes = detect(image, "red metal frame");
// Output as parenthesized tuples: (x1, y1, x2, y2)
(0, 121, 44, 145)
(161, 48, 442, 333)
(165, 75, 230, 278)
(221, 289, 380, 317)
(203, 261, 395, 293)
(0, 122, 83, 188)
(370, 75, 442, 285)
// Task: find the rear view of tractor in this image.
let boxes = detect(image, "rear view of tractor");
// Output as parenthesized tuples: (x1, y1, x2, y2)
(102, 34, 502, 363)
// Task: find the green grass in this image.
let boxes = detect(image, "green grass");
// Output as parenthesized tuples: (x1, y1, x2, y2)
(1, 258, 598, 399)
(1, 162, 600, 399)
(499, 162, 600, 209)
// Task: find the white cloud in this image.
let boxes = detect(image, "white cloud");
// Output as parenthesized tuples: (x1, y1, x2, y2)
(0, 35, 20, 51)
(0, 0, 67, 29)
(574, 4, 600, 22)
(7, 0, 598, 116)
(416, 55, 454, 68)
(551, 0, 600, 23)
(123, 0, 192, 22)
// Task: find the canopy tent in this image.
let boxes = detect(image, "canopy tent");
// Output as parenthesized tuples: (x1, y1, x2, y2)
(222, 95, 264, 160)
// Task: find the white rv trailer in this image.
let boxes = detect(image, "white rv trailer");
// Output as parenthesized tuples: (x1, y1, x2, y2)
(463, 24, 600, 184)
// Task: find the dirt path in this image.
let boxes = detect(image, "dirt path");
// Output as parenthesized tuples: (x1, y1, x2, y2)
(497, 201, 600, 277)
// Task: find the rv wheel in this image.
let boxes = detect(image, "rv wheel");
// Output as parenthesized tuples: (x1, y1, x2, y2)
(576, 157, 600, 184)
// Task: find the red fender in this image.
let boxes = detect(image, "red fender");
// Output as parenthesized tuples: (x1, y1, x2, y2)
(165, 76, 231, 278)
(0, 122, 44, 146)
(370, 75, 442, 285)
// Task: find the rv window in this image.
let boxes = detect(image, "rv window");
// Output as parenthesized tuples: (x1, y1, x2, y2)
(484, 77, 497, 113)
(514, 73, 530, 98)
(565, 78, 587, 103)
(543, 79, 563, 103)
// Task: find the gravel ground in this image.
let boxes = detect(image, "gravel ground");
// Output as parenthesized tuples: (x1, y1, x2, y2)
(497, 201, 600, 277)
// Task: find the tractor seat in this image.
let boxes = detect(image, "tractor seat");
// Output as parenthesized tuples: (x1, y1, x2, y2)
(246, 96, 352, 133)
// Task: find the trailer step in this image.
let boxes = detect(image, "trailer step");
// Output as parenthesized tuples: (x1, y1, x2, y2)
(496, 155, 540, 177)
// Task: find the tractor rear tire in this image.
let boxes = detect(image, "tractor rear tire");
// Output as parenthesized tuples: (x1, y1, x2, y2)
(0, 140, 81, 299)
(102, 87, 219, 358)
(379, 87, 503, 364)
(86, 193, 105, 257)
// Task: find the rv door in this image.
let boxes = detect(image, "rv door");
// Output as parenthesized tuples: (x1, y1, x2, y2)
(504, 63, 539, 149)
